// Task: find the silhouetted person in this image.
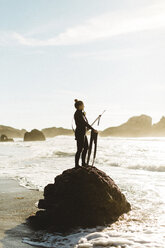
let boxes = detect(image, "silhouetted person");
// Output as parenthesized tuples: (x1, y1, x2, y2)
(74, 99, 97, 168)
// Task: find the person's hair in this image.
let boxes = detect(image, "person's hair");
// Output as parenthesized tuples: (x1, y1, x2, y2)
(74, 99, 83, 109)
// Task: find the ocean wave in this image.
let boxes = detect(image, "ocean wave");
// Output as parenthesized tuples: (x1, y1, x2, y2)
(128, 164, 165, 172)
(108, 162, 120, 167)
(39, 150, 75, 159)
(103, 161, 165, 172)
(22, 227, 164, 248)
(22, 227, 96, 248)
(16, 176, 43, 191)
(53, 151, 75, 157)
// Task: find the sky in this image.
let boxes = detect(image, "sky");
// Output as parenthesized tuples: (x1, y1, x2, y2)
(0, 0, 165, 131)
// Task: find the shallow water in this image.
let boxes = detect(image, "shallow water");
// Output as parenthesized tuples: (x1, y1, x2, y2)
(0, 136, 165, 247)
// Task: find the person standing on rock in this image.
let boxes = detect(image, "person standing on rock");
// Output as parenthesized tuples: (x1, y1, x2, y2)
(74, 99, 98, 168)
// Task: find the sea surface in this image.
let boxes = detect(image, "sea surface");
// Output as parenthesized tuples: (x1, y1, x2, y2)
(0, 136, 165, 248)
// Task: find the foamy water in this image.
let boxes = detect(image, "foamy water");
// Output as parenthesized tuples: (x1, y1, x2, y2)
(0, 136, 165, 247)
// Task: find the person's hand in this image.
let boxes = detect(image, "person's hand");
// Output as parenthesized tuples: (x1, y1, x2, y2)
(94, 129, 98, 133)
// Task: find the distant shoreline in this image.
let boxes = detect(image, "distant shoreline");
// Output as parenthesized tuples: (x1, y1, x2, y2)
(1, 114, 165, 138)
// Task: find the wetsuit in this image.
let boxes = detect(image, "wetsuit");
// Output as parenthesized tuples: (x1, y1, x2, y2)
(74, 109, 94, 167)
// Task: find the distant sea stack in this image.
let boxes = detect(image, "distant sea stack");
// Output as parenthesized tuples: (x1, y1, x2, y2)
(27, 166, 131, 232)
(42, 127, 73, 138)
(152, 116, 165, 136)
(0, 134, 14, 142)
(24, 129, 46, 141)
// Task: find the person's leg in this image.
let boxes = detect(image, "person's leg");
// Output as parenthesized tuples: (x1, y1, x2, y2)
(75, 136, 83, 168)
(81, 135, 88, 166)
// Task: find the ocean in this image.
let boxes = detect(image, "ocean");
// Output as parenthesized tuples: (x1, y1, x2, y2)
(0, 136, 165, 248)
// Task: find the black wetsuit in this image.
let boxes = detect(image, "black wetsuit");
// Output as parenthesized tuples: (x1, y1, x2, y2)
(74, 109, 94, 167)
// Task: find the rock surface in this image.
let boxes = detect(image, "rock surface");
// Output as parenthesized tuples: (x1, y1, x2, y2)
(24, 129, 45, 141)
(27, 166, 131, 232)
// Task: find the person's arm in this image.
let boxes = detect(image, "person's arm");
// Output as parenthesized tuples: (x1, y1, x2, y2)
(77, 111, 95, 130)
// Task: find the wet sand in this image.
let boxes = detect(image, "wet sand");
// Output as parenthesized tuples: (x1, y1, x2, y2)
(0, 178, 43, 248)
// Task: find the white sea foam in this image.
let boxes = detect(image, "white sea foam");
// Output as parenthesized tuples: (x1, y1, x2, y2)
(0, 136, 165, 247)
(22, 224, 165, 248)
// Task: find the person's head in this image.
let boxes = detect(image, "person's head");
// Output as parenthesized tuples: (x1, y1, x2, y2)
(74, 99, 84, 110)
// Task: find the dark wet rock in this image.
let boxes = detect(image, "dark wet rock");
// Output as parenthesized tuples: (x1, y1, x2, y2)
(24, 129, 45, 141)
(0, 134, 14, 142)
(27, 166, 131, 232)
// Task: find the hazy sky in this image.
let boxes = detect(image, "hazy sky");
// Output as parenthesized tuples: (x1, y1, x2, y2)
(0, 0, 165, 131)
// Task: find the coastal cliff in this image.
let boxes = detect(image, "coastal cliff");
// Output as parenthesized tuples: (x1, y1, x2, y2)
(0, 125, 26, 138)
(101, 115, 165, 137)
(152, 117, 165, 136)
(42, 127, 73, 138)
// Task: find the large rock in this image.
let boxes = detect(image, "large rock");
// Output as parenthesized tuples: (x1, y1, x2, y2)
(24, 129, 45, 141)
(152, 116, 165, 136)
(27, 166, 131, 232)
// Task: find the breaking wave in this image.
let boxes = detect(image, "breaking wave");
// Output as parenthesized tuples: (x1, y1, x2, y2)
(105, 162, 165, 172)
(22, 225, 165, 248)
(53, 151, 75, 157)
(127, 164, 165, 172)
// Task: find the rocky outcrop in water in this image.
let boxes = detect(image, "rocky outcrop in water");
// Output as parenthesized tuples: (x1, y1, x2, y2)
(24, 129, 45, 141)
(0, 134, 14, 142)
(27, 166, 131, 232)
(152, 116, 165, 136)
